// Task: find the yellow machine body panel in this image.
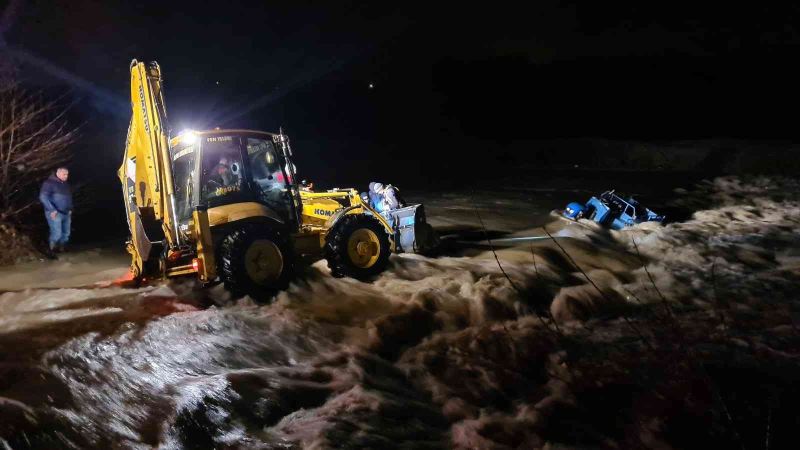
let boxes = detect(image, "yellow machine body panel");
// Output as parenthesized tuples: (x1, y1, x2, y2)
(119, 60, 184, 277)
(298, 189, 396, 253)
(192, 208, 217, 282)
(207, 202, 284, 228)
(300, 197, 343, 225)
(119, 61, 176, 232)
(291, 229, 327, 256)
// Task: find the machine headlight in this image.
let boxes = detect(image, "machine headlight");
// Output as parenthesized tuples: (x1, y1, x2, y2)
(180, 130, 197, 145)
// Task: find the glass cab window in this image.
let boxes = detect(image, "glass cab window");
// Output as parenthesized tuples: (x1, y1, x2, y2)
(246, 137, 291, 217)
(188, 133, 295, 221)
(201, 135, 246, 203)
(171, 141, 197, 221)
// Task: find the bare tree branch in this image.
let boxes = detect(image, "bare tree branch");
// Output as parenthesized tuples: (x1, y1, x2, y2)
(0, 68, 77, 222)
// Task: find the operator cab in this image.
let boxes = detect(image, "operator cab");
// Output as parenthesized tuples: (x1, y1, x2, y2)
(170, 130, 298, 231)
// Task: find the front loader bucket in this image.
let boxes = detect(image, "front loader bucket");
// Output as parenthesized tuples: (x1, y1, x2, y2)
(387, 204, 439, 254)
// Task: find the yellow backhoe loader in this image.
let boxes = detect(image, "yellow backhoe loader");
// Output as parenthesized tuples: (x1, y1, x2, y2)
(119, 60, 436, 298)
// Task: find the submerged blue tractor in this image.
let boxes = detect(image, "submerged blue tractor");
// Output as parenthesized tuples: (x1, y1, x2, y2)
(563, 190, 665, 230)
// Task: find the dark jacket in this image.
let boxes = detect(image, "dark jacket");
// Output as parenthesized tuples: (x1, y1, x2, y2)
(39, 174, 73, 214)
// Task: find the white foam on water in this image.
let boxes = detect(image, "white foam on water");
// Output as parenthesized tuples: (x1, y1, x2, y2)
(2, 176, 799, 448)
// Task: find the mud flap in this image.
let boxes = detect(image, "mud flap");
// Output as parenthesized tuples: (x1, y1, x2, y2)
(387, 204, 439, 254)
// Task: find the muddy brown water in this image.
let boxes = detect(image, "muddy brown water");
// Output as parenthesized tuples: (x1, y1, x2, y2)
(3, 174, 796, 449)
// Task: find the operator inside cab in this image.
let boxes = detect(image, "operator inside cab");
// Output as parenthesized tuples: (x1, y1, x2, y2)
(209, 156, 237, 187)
(205, 149, 244, 199)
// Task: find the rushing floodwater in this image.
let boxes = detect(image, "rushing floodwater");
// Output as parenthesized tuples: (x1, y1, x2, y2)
(2, 175, 799, 449)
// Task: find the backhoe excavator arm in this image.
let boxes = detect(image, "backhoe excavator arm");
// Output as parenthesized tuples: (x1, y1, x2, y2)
(118, 60, 182, 277)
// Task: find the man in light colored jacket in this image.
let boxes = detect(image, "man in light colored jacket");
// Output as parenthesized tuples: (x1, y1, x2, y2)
(368, 182, 401, 213)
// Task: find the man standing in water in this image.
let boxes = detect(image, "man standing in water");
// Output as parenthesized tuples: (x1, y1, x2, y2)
(39, 167, 73, 258)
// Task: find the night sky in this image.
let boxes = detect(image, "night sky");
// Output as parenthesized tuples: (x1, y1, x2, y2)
(2, 0, 800, 212)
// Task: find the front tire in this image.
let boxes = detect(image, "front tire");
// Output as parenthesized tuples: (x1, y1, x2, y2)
(219, 225, 294, 299)
(325, 214, 391, 280)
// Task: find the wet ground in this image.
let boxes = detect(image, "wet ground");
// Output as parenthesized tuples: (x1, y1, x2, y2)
(2, 173, 798, 449)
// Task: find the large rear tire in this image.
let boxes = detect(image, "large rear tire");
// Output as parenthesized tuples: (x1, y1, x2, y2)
(325, 214, 391, 280)
(219, 225, 294, 299)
